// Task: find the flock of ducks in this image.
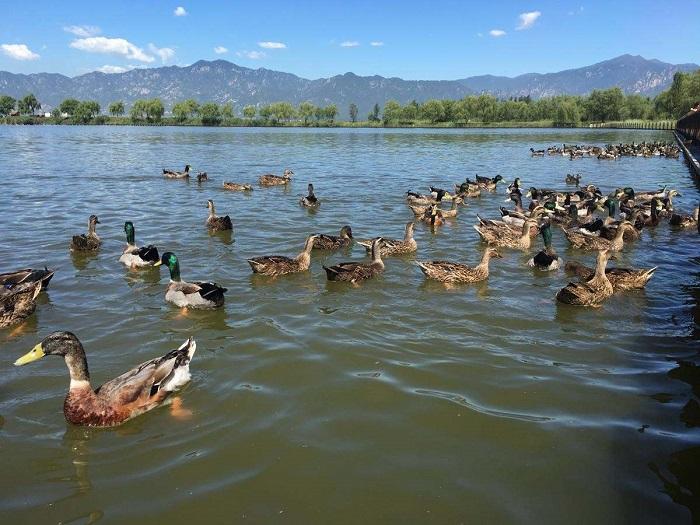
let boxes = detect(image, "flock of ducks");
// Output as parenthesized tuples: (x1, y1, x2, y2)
(530, 141, 681, 160)
(3, 146, 698, 427)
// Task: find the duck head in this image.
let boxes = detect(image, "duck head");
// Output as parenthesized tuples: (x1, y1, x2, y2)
(124, 221, 135, 245)
(155, 252, 181, 281)
(340, 225, 353, 239)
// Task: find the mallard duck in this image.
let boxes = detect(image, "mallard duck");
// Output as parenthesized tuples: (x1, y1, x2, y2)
(429, 186, 457, 201)
(563, 221, 636, 251)
(14, 331, 196, 427)
(206, 200, 233, 231)
(155, 252, 227, 308)
(196, 172, 208, 183)
(455, 179, 481, 198)
(0, 281, 41, 328)
(409, 197, 463, 218)
(247, 235, 318, 276)
(507, 177, 521, 193)
(0, 267, 55, 291)
(119, 222, 160, 268)
(406, 189, 446, 206)
(357, 221, 417, 256)
(530, 148, 545, 156)
(564, 261, 656, 291)
(565, 174, 581, 185)
(474, 218, 538, 250)
(422, 205, 445, 227)
(163, 165, 191, 179)
(323, 238, 385, 283)
(670, 204, 699, 228)
(416, 248, 502, 284)
(259, 169, 293, 186)
(223, 182, 253, 192)
(71, 215, 101, 251)
(527, 221, 562, 271)
(313, 226, 353, 250)
(476, 174, 504, 191)
(300, 183, 320, 208)
(556, 250, 614, 306)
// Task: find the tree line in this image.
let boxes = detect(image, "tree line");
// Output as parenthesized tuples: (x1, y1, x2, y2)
(1, 68, 698, 126)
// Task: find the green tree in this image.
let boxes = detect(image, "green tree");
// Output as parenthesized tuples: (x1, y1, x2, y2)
(324, 104, 337, 123)
(221, 102, 234, 121)
(172, 101, 191, 123)
(269, 101, 295, 123)
(421, 99, 445, 123)
(199, 102, 222, 125)
(147, 99, 164, 122)
(130, 99, 148, 122)
(0, 95, 15, 116)
(243, 105, 256, 119)
(259, 104, 272, 122)
(368, 103, 380, 122)
(59, 98, 80, 116)
(18, 93, 40, 115)
(298, 101, 315, 125)
(109, 101, 125, 117)
(382, 100, 402, 124)
(349, 103, 358, 122)
(585, 88, 624, 122)
(72, 100, 100, 123)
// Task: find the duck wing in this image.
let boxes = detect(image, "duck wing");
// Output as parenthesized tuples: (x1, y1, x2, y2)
(136, 245, 160, 263)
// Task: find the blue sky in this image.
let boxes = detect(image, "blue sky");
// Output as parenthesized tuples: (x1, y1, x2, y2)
(0, 0, 697, 79)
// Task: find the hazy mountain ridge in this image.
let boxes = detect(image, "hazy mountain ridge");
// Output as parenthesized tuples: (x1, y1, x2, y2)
(0, 54, 696, 118)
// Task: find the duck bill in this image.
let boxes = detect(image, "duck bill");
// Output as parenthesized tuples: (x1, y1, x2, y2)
(14, 343, 45, 366)
(153, 261, 162, 267)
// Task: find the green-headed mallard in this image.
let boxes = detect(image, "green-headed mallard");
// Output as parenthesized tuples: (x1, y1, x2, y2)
(196, 172, 208, 183)
(416, 247, 502, 284)
(14, 331, 196, 427)
(556, 250, 614, 306)
(206, 200, 233, 231)
(474, 217, 538, 250)
(564, 260, 657, 291)
(323, 238, 385, 283)
(406, 190, 446, 206)
(313, 226, 353, 250)
(300, 183, 320, 208)
(163, 165, 191, 179)
(247, 234, 318, 276)
(527, 221, 562, 271)
(155, 252, 227, 308)
(357, 222, 416, 256)
(475, 174, 504, 191)
(0, 267, 55, 291)
(564, 221, 636, 251)
(0, 281, 42, 328)
(670, 204, 699, 228)
(119, 221, 160, 268)
(530, 148, 545, 156)
(70, 215, 101, 251)
(565, 173, 582, 185)
(223, 182, 253, 192)
(259, 169, 293, 186)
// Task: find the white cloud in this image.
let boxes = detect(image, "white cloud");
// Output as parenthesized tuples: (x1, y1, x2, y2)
(174, 6, 187, 16)
(340, 41, 360, 47)
(236, 50, 266, 60)
(370, 41, 384, 47)
(258, 41, 286, 49)
(489, 29, 506, 37)
(96, 65, 132, 74)
(214, 46, 228, 54)
(1, 43, 40, 61)
(63, 25, 101, 38)
(148, 43, 175, 63)
(70, 37, 154, 62)
(516, 11, 541, 30)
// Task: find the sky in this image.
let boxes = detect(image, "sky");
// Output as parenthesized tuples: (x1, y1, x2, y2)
(0, 0, 698, 80)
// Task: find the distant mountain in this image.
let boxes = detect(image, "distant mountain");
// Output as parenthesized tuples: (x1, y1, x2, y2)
(0, 54, 696, 119)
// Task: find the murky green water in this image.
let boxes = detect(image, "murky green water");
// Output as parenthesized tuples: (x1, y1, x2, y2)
(1, 126, 699, 524)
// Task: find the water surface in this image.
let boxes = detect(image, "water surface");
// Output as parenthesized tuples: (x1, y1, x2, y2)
(0, 126, 699, 523)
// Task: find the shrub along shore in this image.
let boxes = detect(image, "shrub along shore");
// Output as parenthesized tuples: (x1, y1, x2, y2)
(0, 69, 697, 129)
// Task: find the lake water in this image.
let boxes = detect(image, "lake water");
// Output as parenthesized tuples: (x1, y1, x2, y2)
(0, 126, 698, 524)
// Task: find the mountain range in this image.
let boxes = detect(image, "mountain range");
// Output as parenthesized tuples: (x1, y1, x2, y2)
(0, 54, 696, 119)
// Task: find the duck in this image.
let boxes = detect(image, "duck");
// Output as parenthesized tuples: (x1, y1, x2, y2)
(565, 173, 581, 185)
(530, 147, 545, 156)
(0, 281, 42, 328)
(0, 267, 55, 291)
(476, 174, 504, 191)
(416, 248, 502, 284)
(300, 183, 320, 208)
(555, 250, 615, 306)
(71, 215, 101, 251)
(527, 221, 562, 271)
(259, 169, 293, 186)
(323, 238, 385, 283)
(422, 205, 445, 228)
(163, 165, 191, 179)
(507, 177, 521, 193)
(357, 221, 417, 256)
(13, 331, 196, 427)
(564, 260, 657, 291)
(196, 172, 208, 183)
(406, 189, 446, 206)
(313, 226, 353, 250)
(670, 204, 699, 228)
(409, 197, 463, 218)
(223, 182, 253, 192)
(428, 186, 458, 201)
(118, 222, 160, 268)
(247, 235, 318, 276)
(455, 178, 481, 198)
(206, 200, 233, 231)
(563, 221, 637, 251)
(474, 218, 538, 250)
(155, 252, 227, 308)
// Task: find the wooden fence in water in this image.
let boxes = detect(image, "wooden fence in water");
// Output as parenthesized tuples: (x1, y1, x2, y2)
(588, 120, 676, 130)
